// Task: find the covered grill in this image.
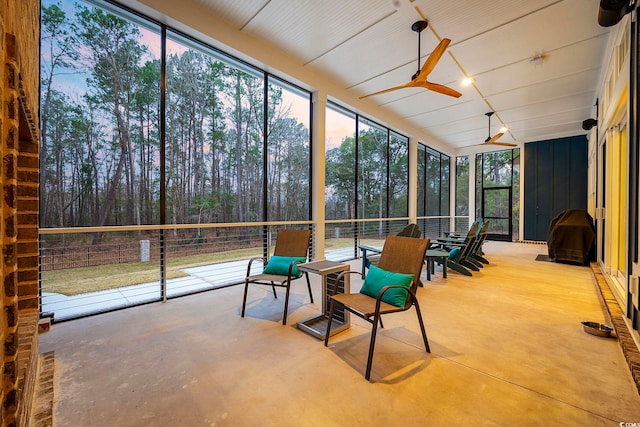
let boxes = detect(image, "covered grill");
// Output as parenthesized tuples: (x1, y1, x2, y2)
(547, 209, 595, 265)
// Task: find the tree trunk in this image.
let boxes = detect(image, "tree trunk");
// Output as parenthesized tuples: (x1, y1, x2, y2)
(92, 101, 130, 245)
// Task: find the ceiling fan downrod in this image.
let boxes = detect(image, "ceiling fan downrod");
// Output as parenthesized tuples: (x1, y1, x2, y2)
(485, 111, 494, 142)
(411, 20, 428, 80)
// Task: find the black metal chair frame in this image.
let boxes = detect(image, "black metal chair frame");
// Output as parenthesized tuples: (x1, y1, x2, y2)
(241, 229, 313, 325)
(324, 235, 430, 381)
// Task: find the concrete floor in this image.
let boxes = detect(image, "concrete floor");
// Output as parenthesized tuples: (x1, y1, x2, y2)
(40, 241, 640, 426)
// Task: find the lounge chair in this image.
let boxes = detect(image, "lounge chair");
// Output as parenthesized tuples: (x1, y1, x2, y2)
(469, 220, 490, 265)
(432, 221, 481, 276)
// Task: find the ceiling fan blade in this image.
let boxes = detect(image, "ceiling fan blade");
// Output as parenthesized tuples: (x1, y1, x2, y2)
(359, 81, 414, 99)
(414, 38, 451, 82)
(472, 112, 517, 147)
(482, 133, 517, 147)
(488, 141, 518, 147)
(358, 33, 458, 99)
(422, 81, 462, 98)
(466, 141, 517, 148)
(486, 132, 504, 144)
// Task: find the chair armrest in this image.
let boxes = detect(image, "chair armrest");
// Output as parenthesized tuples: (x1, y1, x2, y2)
(374, 284, 418, 311)
(359, 244, 382, 275)
(246, 256, 266, 277)
(434, 237, 465, 244)
(431, 240, 465, 249)
(358, 244, 382, 254)
(444, 232, 463, 238)
(329, 271, 364, 296)
(286, 259, 306, 279)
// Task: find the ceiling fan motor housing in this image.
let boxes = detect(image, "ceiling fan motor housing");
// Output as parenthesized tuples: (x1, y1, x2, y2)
(411, 20, 428, 32)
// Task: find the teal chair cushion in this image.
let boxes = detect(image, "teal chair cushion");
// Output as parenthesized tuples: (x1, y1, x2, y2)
(263, 255, 306, 278)
(360, 264, 414, 307)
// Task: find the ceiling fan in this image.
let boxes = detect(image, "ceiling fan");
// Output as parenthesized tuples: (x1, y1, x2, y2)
(359, 20, 462, 99)
(477, 112, 517, 147)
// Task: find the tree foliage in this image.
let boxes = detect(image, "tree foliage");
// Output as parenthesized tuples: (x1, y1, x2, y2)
(40, 1, 311, 234)
(40, 0, 411, 241)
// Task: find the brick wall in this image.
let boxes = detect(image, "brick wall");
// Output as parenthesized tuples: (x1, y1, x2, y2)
(0, 2, 40, 114)
(0, 1, 40, 426)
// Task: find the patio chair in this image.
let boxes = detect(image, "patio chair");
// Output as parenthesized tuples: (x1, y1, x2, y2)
(241, 229, 313, 325)
(325, 235, 430, 381)
(432, 222, 481, 276)
(359, 223, 422, 274)
(438, 220, 480, 245)
(469, 219, 490, 265)
(446, 220, 488, 270)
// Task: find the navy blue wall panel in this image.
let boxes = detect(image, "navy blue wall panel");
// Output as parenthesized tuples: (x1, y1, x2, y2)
(552, 138, 571, 218)
(523, 143, 537, 240)
(523, 135, 588, 241)
(536, 140, 554, 240)
(569, 135, 588, 208)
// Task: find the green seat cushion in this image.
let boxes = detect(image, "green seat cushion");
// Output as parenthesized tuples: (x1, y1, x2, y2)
(262, 255, 306, 278)
(448, 247, 460, 260)
(359, 264, 414, 307)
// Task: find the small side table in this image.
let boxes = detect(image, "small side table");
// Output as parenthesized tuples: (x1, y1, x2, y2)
(425, 249, 449, 281)
(296, 260, 350, 340)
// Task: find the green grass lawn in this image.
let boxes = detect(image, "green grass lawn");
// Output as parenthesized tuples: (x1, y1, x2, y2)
(41, 237, 385, 296)
(41, 246, 263, 296)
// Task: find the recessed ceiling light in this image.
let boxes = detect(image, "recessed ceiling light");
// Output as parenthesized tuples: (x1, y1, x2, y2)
(499, 126, 509, 133)
(461, 77, 474, 86)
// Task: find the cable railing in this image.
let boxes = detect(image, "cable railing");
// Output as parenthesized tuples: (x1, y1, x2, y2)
(39, 217, 467, 321)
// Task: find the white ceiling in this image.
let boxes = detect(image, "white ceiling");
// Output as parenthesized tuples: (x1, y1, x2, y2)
(133, 0, 611, 153)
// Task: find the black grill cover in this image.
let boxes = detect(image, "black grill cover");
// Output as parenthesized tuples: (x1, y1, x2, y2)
(547, 209, 595, 265)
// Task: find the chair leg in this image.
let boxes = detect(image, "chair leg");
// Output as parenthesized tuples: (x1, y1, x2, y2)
(271, 284, 278, 298)
(460, 259, 480, 271)
(472, 254, 489, 264)
(282, 282, 291, 325)
(365, 312, 381, 381)
(324, 299, 336, 347)
(465, 257, 483, 269)
(241, 280, 249, 318)
(305, 273, 314, 303)
(413, 299, 430, 353)
(447, 260, 472, 276)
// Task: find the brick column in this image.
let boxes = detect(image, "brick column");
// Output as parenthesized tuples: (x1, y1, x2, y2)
(1, 31, 19, 426)
(0, 1, 42, 425)
(16, 82, 39, 311)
